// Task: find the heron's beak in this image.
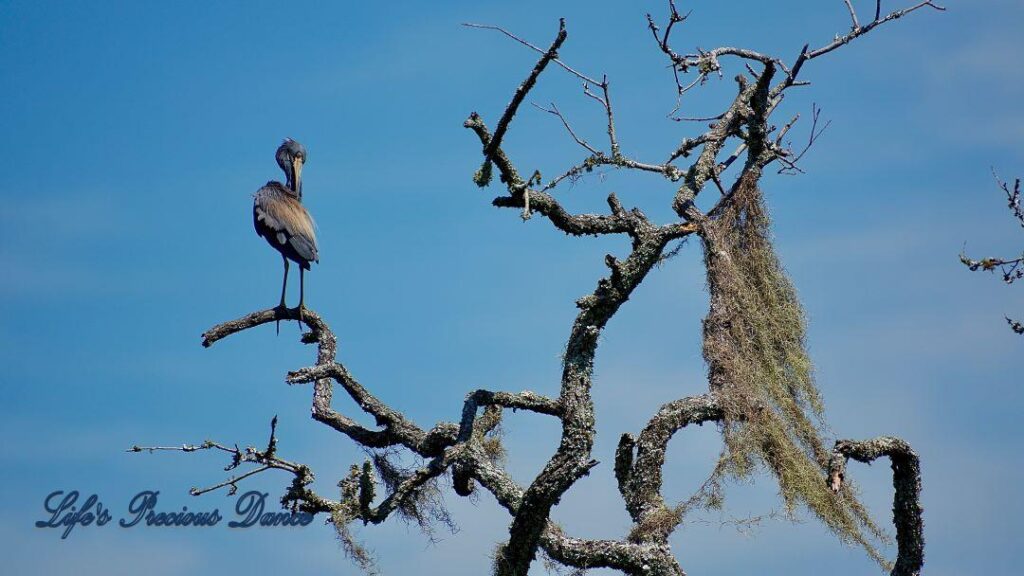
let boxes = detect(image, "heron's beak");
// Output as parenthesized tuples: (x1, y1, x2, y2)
(292, 156, 304, 195)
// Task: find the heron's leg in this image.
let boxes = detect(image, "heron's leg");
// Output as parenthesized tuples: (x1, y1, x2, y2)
(280, 256, 290, 308)
(277, 256, 290, 334)
(298, 267, 306, 328)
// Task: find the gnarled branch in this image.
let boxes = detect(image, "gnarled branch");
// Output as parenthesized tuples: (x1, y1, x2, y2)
(829, 437, 924, 576)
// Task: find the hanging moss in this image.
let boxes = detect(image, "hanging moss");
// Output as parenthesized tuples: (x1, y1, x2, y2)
(333, 463, 379, 575)
(701, 169, 890, 567)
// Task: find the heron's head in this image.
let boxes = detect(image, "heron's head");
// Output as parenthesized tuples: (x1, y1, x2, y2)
(275, 138, 307, 195)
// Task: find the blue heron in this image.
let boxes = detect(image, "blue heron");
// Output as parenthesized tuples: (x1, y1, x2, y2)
(253, 139, 318, 328)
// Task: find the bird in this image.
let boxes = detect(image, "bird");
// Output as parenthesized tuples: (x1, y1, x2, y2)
(253, 138, 318, 330)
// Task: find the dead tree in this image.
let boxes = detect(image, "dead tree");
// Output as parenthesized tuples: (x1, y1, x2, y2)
(133, 3, 941, 575)
(961, 172, 1024, 334)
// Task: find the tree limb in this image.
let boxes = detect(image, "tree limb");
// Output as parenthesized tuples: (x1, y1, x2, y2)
(828, 437, 924, 576)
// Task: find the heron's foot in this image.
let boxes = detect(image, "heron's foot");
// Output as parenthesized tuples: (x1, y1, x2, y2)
(274, 302, 289, 335)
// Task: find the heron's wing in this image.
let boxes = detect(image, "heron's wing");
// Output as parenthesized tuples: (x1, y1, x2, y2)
(253, 184, 319, 264)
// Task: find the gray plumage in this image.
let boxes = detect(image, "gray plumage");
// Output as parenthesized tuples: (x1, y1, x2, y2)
(254, 181, 319, 267)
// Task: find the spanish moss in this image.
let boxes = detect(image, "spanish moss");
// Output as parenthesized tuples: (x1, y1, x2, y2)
(701, 169, 889, 566)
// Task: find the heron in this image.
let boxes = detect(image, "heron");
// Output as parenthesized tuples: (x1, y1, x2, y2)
(253, 138, 318, 330)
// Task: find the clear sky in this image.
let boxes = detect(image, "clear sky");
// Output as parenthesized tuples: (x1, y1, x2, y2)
(1, 1, 1022, 574)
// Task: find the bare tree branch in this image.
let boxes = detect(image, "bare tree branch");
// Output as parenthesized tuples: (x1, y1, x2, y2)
(459, 389, 562, 444)
(131, 417, 339, 513)
(777, 103, 832, 175)
(995, 171, 1024, 228)
(843, 0, 861, 28)
(806, 1, 945, 60)
(829, 437, 924, 576)
(616, 394, 724, 542)
(533, 101, 601, 155)
(961, 171, 1024, 334)
(462, 21, 602, 86)
(482, 19, 568, 170)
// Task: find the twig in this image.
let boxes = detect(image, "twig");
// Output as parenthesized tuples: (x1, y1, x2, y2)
(462, 21, 602, 86)
(778, 103, 831, 174)
(993, 169, 1024, 227)
(843, 0, 861, 29)
(805, 1, 946, 60)
(533, 102, 600, 155)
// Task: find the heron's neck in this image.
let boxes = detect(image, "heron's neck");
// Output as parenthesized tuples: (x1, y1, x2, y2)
(283, 169, 301, 199)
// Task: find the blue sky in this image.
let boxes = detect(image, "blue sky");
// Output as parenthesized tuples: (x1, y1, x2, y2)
(1, 1, 1022, 574)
